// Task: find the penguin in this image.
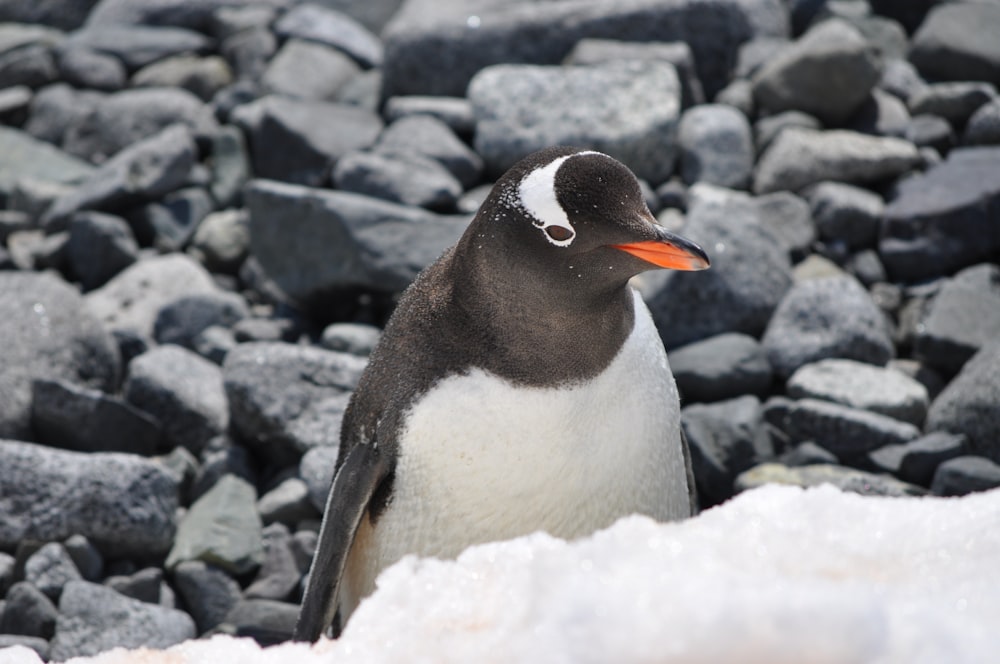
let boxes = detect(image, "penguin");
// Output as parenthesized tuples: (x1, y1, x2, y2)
(294, 146, 710, 641)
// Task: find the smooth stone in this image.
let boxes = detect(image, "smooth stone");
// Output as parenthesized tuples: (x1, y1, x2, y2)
(65, 25, 210, 71)
(56, 46, 126, 91)
(65, 211, 139, 291)
(930, 456, 1000, 496)
(333, 149, 463, 210)
(669, 333, 772, 403)
(382, 95, 476, 137)
(735, 462, 925, 497)
(262, 38, 361, 101)
(218, 598, 299, 645)
(320, 322, 382, 357)
(257, 477, 316, 527)
(677, 104, 754, 189)
(131, 54, 233, 102)
(375, 114, 483, 188)
(187, 208, 250, 274)
(878, 58, 928, 103)
(189, 436, 257, 503)
(753, 191, 815, 262)
(964, 98, 1000, 146)
(753, 109, 821, 155)
(299, 444, 338, 512)
(907, 82, 996, 128)
(0, 125, 94, 198)
(0, 43, 58, 89)
(171, 560, 242, 634)
(0, 582, 57, 639)
(104, 567, 163, 605)
(865, 432, 968, 487)
(208, 125, 251, 209)
(63, 535, 103, 582)
(273, 3, 383, 68)
(777, 441, 839, 467)
(926, 343, 1000, 463)
(909, 3, 1000, 87)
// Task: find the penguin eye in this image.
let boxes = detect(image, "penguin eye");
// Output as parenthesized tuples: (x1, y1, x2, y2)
(545, 225, 574, 242)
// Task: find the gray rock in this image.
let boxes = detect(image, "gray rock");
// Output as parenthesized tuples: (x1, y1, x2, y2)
(880, 147, 1000, 282)
(735, 462, 925, 497)
(807, 181, 883, 250)
(63, 534, 103, 582)
(785, 398, 921, 456)
(104, 567, 163, 605)
(166, 474, 264, 576)
(188, 208, 250, 274)
(645, 185, 793, 349)
(85, 0, 289, 29)
(262, 39, 361, 101)
(0, 83, 31, 125)
(0, 43, 58, 89)
(23, 82, 102, 147)
(219, 25, 276, 82)
(845, 249, 887, 287)
(752, 19, 881, 125)
(193, 325, 239, 365)
(66, 211, 139, 291)
(134, 186, 215, 251)
(777, 441, 838, 467)
(320, 322, 381, 357)
(677, 104, 754, 189)
(381, 0, 786, 101)
(0, 582, 57, 639)
(669, 333, 772, 403)
(190, 436, 257, 503)
(0, 635, 49, 659)
(909, 3, 1000, 87)
(208, 125, 250, 209)
(878, 58, 928, 103)
(0, 23, 62, 54)
(0, 271, 120, 439)
(31, 378, 161, 455)
(470, 60, 681, 184)
(333, 149, 463, 210)
(0, 551, 13, 595)
(762, 275, 894, 379)
(866, 431, 968, 487)
(131, 54, 233, 102)
(926, 342, 1000, 462)
(753, 191, 815, 261)
(681, 395, 772, 505)
(220, 598, 298, 645)
(0, 440, 179, 554)
(714, 78, 755, 118)
(56, 46, 126, 91)
(907, 82, 996, 128)
(0, 126, 94, 200)
(231, 95, 383, 187)
(153, 291, 249, 350)
(257, 477, 316, 527)
(42, 124, 197, 228)
(50, 580, 195, 661)
(914, 264, 1000, 376)
(0, 1, 97, 31)
(787, 358, 928, 426)
(904, 114, 954, 155)
(930, 456, 1000, 497)
(849, 88, 910, 139)
(86, 253, 219, 341)
(124, 345, 229, 455)
(274, 3, 383, 68)
(65, 25, 210, 71)
(299, 444, 338, 512)
(244, 523, 300, 601)
(224, 342, 364, 466)
(376, 115, 483, 188)
(964, 98, 1000, 146)
(736, 37, 790, 79)
(245, 179, 468, 306)
(754, 127, 921, 194)
(171, 560, 241, 634)
(753, 110, 822, 157)
(382, 95, 476, 137)
(306, 0, 402, 34)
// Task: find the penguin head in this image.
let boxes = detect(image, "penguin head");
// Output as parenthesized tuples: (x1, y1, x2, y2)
(467, 147, 709, 291)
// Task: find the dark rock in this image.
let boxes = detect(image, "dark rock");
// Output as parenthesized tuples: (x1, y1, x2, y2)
(909, 3, 1000, 87)
(807, 180, 883, 249)
(245, 179, 468, 305)
(273, 3, 383, 68)
(930, 455, 1000, 497)
(880, 146, 1000, 282)
(752, 19, 881, 125)
(904, 114, 954, 154)
(645, 185, 793, 349)
(381, 0, 786, 101)
(153, 291, 249, 350)
(0, 43, 58, 89)
(63, 535, 103, 582)
(31, 378, 161, 455)
(926, 342, 1000, 462)
(43, 124, 197, 229)
(849, 89, 910, 138)
(257, 478, 316, 527)
(754, 127, 921, 194)
(682, 395, 773, 505)
(320, 322, 381, 357)
(289, 530, 317, 575)
(0, 582, 57, 639)
(785, 398, 920, 456)
(172, 560, 241, 634)
(669, 333, 772, 403)
(190, 435, 257, 502)
(964, 98, 1000, 146)
(132, 54, 233, 102)
(224, 342, 364, 466)
(50, 580, 195, 661)
(0, 126, 94, 202)
(0, 272, 120, 440)
(124, 344, 229, 455)
(382, 95, 476, 137)
(219, 26, 276, 82)
(0, 0, 99, 31)
(231, 95, 383, 187)
(735, 462, 925, 496)
(677, 104, 753, 189)
(105, 567, 163, 605)
(65, 211, 139, 291)
(907, 82, 996, 128)
(221, 598, 298, 645)
(845, 249, 887, 287)
(66, 25, 210, 72)
(762, 275, 894, 379)
(0, 440, 179, 554)
(23, 82, 102, 147)
(262, 39, 361, 101)
(165, 474, 264, 576)
(866, 431, 968, 487)
(777, 441, 838, 467)
(299, 444, 338, 512)
(135, 186, 215, 251)
(56, 46, 126, 91)
(0, 84, 31, 125)
(837, 12, 907, 61)
(333, 150, 463, 210)
(469, 60, 680, 184)
(244, 523, 300, 601)
(376, 115, 483, 188)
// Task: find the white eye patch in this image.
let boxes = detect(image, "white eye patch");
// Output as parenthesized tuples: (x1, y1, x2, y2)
(518, 154, 581, 247)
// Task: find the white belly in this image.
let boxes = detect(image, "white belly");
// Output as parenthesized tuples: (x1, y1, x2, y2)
(341, 290, 689, 617)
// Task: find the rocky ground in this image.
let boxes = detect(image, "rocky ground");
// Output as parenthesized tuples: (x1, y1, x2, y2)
(0, 0, 999, 660)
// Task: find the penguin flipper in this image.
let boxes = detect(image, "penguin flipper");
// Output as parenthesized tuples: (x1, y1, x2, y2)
(294, 441, 393, 641)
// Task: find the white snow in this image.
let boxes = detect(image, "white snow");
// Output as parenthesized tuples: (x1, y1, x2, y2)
(4, 485, 999, 664)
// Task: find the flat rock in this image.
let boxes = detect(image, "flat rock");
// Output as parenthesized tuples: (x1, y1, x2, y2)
(56, 46, 127, 91)
(49, 581, 195, 661)
(807, 180, 884, 250)
(172, 560, 242, 634)
(865, 431, 968, 487)
(644, 185, 792, 349)
(224, 342, 365, 466)
(65, 25, 210, 71)
(262, 39, 361, 101)
(754, 109, 821, 154)
(785, 398, 921, 456)
(669, 333, 772, 403)
(786, 358, 928, 426)
(273, 3, 383, 68)
(382, 95, 475, 137)
(930, 455, 1000, 496)
(375, 114, 483, 188)
(0, 440, 179, 554)
(231, 95, 383, 187)
(0, 126, 94, 199)
(333, 150, 463, 210)
(245, 179, 468, 308)
(907, 82, 996, 128)
(66, 211, 140, 291)
(219, 598, 299, 645)
(880, 146, 1000, 282)
(752, 19, 881, 125)
(926, 342, 1000, 463)
(761, 275, 894, 379)
(0, 43, 58, 89)
(735, 462, 925, 497)
(31, 378, 161, 455)
(909, 2, 1000, 87)
(131, 54, 233, 102)
(469, 60, 681, 184)
(677, 104, 754, 189)
(320, 322, 382, 357)
(84, 0, 290, 29)
(0, 271, 119, 439)
(165, 474, 264, 576)
(754, 128, 921, 194)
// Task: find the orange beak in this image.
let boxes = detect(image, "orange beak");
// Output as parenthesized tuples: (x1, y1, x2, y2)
(612, 228, 710, 271)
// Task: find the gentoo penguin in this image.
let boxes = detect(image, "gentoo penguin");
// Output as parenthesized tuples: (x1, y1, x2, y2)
(294, 146, 710, 641)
